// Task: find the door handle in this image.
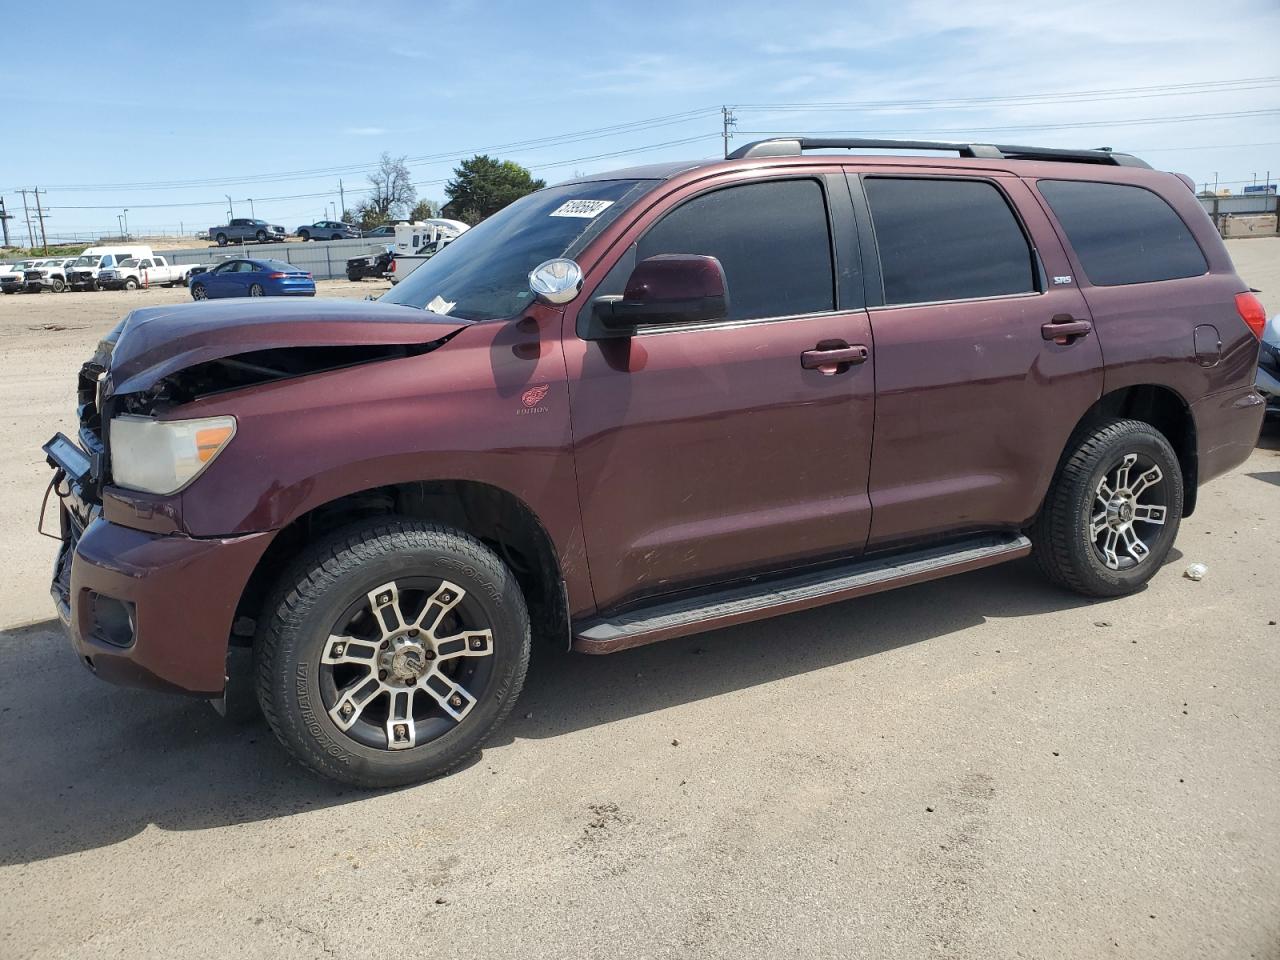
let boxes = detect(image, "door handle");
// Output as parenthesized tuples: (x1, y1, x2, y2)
(801, 342, 869, 374)
(1041, 315, 1092, 344)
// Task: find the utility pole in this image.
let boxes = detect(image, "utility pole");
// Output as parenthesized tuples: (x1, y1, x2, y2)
(338, 178, 345, 218)
(19, 188, 34, 248)
(0, 197, 12, 247)
(226, 194, 234, 219)
(33, 188, 49, 252)
(721, 106, 737, 158)
(123, 208, 129, 238)
(248, 198, 255, 218)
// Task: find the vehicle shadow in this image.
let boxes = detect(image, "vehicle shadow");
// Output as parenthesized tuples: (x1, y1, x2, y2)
(0, 557, 1120, 866)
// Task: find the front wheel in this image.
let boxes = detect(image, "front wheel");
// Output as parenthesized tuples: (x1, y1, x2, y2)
(123, 277, 139, 290)
(1032, 418, 1183, 597)
(255, 229, 268, 242)
(215, 233, 228, 246)
(256, 520, 531, 788)
(50, 278, 65, 293)
(191, 282, 207, 300)
(299, 231, 310, 242)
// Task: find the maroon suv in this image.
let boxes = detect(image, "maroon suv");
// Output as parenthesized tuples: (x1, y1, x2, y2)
(43, 137, 1267, 787)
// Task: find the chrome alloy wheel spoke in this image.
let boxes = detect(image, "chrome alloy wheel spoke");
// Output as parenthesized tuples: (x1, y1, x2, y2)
(1093, 453, 1167, 570)
(321, 577, 498, 748)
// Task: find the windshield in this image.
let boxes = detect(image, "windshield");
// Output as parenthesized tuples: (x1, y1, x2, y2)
(381, 179, 656, 320)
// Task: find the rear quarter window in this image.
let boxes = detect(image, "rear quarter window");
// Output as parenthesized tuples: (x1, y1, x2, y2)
(1037, 180, 1207, 286)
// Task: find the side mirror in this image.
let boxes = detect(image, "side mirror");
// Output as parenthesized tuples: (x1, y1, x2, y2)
(593, 254, 728, 333)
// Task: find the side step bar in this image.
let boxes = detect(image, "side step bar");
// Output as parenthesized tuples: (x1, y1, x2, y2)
(573, 533, 1032, 654)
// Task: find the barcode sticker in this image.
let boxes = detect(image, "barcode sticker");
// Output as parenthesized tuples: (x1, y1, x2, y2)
(549, 199, 615, 219)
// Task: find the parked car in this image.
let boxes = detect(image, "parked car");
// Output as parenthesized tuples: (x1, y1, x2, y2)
(296, 220, 360, 241)
(21, 257, 74, 293)
(97, 255, 200, 290)
(1255, 313, 1280, 417)
(346, 248, 394, 281)
(361, 224, 398, 239)
(41, 137, 1265, 789)
(188, 258, 314, 299)
(208, 219, 287, 246)
(66, 245, 160, 291)
(1, 259, 36, 293)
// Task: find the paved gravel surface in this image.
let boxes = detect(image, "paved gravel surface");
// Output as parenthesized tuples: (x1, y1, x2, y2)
(0, 245, 1277, 959)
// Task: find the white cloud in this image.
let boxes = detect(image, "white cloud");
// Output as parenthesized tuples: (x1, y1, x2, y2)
(343, 126, 387, 137)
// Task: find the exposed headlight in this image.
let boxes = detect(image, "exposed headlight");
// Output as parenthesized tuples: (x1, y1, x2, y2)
(109, 414, 236, 495)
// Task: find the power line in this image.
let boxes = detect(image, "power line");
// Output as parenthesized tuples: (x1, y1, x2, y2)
(734, 108, 1280, 138)
(16, 75, 1277, 194)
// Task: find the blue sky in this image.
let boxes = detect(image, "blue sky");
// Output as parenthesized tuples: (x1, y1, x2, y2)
(3, 0, 1279, 239)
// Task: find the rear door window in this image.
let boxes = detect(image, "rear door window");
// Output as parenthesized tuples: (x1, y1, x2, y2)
(635, 178, 835, 322)
(865, 177, 1037, 305)
(1037, 180, 1207, 286)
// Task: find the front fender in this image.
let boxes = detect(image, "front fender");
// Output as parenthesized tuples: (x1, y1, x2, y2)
(171, 310, 590, 599)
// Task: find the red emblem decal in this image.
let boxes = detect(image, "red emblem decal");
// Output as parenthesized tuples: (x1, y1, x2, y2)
(521, 384, 550, 407)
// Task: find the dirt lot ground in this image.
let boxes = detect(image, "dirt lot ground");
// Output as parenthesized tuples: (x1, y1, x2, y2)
(0, 246, 1277, 959)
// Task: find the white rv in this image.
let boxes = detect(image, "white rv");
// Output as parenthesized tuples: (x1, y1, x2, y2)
(388, 219, 470, 284)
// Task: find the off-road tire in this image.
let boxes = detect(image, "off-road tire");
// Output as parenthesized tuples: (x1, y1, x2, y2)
(1032, 418, 1183, 597)
(255, 519, 531, 788)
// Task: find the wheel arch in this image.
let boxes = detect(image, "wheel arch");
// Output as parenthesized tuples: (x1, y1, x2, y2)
(233, 478, 570, 653)
(1056, 383, 1199, 517)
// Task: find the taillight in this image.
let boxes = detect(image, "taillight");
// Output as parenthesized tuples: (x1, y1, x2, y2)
(268, 272, 287, 279)
(1235, 291, 1267, 339)
(389, 260, 397, 272)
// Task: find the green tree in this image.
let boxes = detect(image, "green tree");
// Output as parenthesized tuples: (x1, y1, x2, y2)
(351, 201, 391, 230)
(445, 156, 545, 223)
(408, 199, 436, 221)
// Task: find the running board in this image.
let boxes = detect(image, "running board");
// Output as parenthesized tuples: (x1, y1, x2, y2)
(573, 533, 1032, 654)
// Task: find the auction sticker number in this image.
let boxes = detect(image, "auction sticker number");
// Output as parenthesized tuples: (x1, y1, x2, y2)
(549, 199, 614, 218)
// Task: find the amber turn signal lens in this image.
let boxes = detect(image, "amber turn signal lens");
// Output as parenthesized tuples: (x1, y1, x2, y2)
(195, 425, 234, 462)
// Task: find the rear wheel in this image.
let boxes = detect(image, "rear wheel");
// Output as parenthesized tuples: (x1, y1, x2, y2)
(256, 519, 530, 788)
(1032, 418, 1182, 597)
(249, 283, 264, 297)
(191, 282, 207, 300)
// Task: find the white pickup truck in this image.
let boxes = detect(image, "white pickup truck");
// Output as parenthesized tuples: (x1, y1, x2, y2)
(96, 255, 199, 290)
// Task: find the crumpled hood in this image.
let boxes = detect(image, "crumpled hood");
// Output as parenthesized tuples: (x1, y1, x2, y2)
(102, 297, 469, 396)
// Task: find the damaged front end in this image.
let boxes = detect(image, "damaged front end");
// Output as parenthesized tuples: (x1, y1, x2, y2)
(42, 297, 472, 696)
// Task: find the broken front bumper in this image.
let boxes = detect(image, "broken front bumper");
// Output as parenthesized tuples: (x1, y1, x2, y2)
(45, 433, 272, 697)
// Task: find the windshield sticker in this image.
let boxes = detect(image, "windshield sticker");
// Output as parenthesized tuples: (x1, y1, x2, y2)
(426, 295, 456, 315)
(549, 199, 615, 219)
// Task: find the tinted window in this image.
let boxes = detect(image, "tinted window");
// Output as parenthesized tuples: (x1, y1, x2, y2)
(865, 177, 1036, 305)
(1037, 180, 1207, 286)
(637, 179, 834, 321)
(382, 178, 654, 320)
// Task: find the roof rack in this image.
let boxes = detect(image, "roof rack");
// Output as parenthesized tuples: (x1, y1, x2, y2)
(726, 137, 1150, 169)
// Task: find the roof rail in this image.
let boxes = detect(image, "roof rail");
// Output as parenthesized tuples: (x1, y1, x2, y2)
(726, 137, 1150, 169)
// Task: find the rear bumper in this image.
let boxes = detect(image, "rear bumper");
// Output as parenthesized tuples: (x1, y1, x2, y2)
(55, 510, 272, 698)
(1192, 385, 1265, 485)
(1256, 364, 1280, 416)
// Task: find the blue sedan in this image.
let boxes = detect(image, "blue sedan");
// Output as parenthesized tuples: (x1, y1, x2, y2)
(189, 258, 315, 300)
